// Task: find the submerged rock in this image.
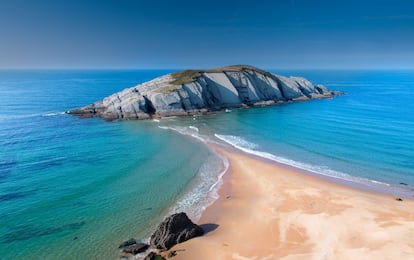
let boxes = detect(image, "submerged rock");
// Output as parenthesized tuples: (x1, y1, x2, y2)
(68, 65, 342, 120)
(118, 238, 137, 249)
(118, 238, 149, 255)
(150, 212, 203, 250)
(122, 243, 149, 255)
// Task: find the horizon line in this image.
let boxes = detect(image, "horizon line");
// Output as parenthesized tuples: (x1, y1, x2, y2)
(1, 66, 414, 71)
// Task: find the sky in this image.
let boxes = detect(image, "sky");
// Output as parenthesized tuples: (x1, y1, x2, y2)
(0, 0, 413, 69)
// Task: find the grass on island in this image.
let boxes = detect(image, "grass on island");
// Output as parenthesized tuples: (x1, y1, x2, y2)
(157, 86, 180, 94)
(169, 65, 272, 85)
(170, 70, 202, 85)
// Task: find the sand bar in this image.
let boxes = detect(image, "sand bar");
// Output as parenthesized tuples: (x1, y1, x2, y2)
(171, 146, 414, 260)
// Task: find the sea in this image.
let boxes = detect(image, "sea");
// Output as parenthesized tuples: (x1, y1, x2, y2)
(1, 69, 413, 259)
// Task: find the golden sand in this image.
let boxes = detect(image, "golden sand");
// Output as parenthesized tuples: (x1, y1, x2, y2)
(170, 146, 414, 260)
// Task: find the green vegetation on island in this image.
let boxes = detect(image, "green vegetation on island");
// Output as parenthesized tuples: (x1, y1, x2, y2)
(170, 70, 202, 85)
(169, 65, 271, 85)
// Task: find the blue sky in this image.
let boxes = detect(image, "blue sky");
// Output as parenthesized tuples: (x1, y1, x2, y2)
(1, 0, 413, 69)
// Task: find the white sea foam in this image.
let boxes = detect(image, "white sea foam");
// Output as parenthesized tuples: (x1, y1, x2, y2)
(189, 126, 199, 132)
(158, 125, 229, 221)
(158, 125, 206, 142)
(215, 134, 258, 150)
(168, 151, 229, 221)
(208, 152, 229, 194)
(0, 112, 66, 121)
(41, 112, 65, 117)
(214, 134, 391, 188)
(161, 116, 177, 119)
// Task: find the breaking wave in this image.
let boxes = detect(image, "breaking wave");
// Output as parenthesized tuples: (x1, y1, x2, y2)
(214, 134, 392, 188)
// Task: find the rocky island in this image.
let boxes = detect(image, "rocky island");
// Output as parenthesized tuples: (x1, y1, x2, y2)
(68, 65, 341, 120)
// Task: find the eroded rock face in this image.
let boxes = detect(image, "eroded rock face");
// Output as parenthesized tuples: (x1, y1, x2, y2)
(68, 65, 341, 120)
(149, 212, 203, 250)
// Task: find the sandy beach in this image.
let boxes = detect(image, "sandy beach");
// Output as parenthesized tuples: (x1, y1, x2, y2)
(170, 146, 414, 260)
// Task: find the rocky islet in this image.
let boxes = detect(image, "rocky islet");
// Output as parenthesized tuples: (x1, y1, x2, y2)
(68, 65, 341, 120)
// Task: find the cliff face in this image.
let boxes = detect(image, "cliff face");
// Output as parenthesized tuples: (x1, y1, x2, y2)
(68, 65, 341, 120)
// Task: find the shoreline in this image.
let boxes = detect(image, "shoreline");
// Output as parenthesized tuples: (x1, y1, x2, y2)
(170, 143, 414, 259)
(234, 145, 414, 200)
(213, 134, 414, 200)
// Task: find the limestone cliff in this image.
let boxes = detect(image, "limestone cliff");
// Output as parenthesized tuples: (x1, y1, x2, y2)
(68, 65, 341, 120)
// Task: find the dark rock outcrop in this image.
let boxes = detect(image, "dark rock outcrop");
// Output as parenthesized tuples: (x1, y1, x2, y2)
(150, 212, 203, 250)
(67, 65, 342, 120)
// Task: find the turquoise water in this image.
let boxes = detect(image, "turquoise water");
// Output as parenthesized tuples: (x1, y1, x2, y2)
(1, 70, 414, 259)
(0, 70, 224, 259)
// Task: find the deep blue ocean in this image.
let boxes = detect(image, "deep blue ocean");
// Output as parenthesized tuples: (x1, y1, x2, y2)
(1, 69, 413, 259)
